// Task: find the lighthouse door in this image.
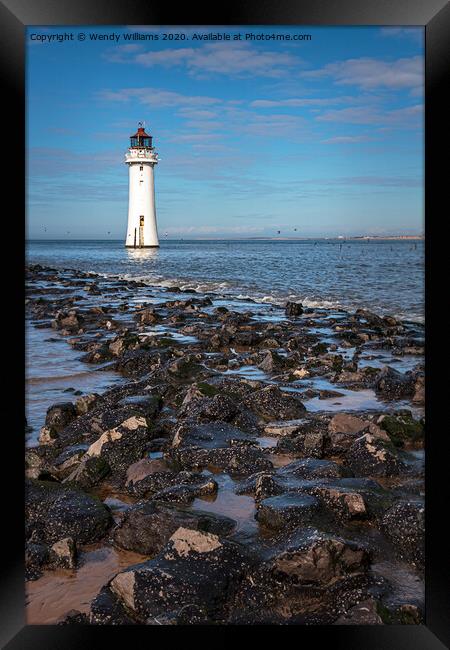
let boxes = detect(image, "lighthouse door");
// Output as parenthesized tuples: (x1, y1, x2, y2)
(139, 216, 145, 247)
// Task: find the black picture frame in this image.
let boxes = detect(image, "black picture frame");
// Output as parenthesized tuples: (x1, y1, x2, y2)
(1, 0, 449, 647)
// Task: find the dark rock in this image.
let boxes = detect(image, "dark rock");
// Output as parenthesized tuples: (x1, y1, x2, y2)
(151, 477, 218, 505)
(285, 301, 303, 317)
(215, 377, 257, 402)
(278, 458, 351, 481)
(117, 394, 162, 418)
(311, 342, 328, 356)
(90, 586, 137, 625)
(26, 479, 112, 545)
(334, 598, 383, 624)
(391, 604, 423, 625)
(75, 393, 101, 415)
(329, 413, 369, 435)
(113, 501, 236, 555)
(254, 473, 280, 501)
(81, 390, 161, 436)
(375, 367, 415, 400)
(167, 603, 210, 626)
(378, 412, 424, 448)
(263, 420, 304, 436)
(64, 455, 111, 489)
(49, 536, 77, 569)
(137, 308, 160, 324)
(179, 393, 259, 433)
(113, 350, 162, 378)
(54, 311, 84, 332)
(45, 402, 77, 431)
(256, 493, 320, 530)
(326, 413, 390, 454)
(125, 458, 177, 496)
(244, 385, 306, 421)
(51, 446, 88, 478)
(25, 447, 49, 480)
(57, 610, 90, 625)
(257, 350, 286, 373)
(172, 443, 273, 476)
(38, 425, 60, 445)
(345, 435, 405, 477)
(235, 471, 282, 499)
(25, 541, 50, 580)
(270, 528, 370, 585)
(259, 338, 281, 350)
(311, 486, 368, 521)
(355, 308, 385, 327)
(195, 381, 221, 398)
(275, 431, 325, 458)
(381, 500, 424, 568)
(412, 373, 425, 405)
(167, 357, 204, 381)
(108, 333, 140, 357)
(327, 430, 358, 455)
(79, 342, 113, 364)
(173, 421, 257, 450)
(109, 527, 251, 622)
(83, 416, 151, 475)
(237, 330, 263, 347)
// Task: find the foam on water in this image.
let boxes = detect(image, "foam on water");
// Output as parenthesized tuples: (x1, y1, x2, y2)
(27, 239, 425, 323)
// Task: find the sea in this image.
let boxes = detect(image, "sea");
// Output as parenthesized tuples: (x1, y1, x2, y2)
(27, 238, 424, 323)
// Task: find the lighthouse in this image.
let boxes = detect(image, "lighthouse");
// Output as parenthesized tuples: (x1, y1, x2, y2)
(125, 122, 159, 248)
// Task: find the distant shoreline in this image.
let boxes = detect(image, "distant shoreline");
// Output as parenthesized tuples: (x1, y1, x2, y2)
(26, 235, 425, 242)
(231, 236, 425, 241)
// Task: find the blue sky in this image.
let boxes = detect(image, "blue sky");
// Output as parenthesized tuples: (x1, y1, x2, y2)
(26, 25, 424, 239)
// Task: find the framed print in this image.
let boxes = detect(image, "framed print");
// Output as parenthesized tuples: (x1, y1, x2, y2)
(1, 0, 449, 647)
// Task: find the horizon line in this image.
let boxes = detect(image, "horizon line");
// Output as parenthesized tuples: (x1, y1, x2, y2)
(26, 235, 425, 242)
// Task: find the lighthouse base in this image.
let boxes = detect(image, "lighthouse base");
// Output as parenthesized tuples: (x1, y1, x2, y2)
(125, 244, 160, 248)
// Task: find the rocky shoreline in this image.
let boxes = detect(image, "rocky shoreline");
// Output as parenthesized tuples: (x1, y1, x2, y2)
(25, 263, 425, 625)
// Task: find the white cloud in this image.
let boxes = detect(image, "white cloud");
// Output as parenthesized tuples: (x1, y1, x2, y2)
(321, 135, 375, 144)
(99, 87, 309, 143)
(312, 175, 422, 188)
(317, 104, 423, 128)
(242, 113, 306, 137)
(303, 56, 423, 94)
(177, 108, 219, 119)
(250, 97, 349, 108)
(97, 87, 221, 108)
(103, 44, 144, 62)
(108, 42, 299, 78)
(174, 133, 221, 143)
(379, 27, 423, 43)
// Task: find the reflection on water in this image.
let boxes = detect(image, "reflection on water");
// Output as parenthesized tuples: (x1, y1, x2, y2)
(282, 376, 424, 418)
(223, 365, 270, 382)
(138, 325, 198, 344)
(193, 472, 257, 535)
(125, 247, 159, 263)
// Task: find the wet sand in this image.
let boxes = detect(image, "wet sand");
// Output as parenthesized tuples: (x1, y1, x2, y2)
(26, 545, 147, 624)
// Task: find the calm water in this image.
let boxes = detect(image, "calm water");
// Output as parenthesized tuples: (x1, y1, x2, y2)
(27, 239, 424, 322)
(25, 321, 125, 443)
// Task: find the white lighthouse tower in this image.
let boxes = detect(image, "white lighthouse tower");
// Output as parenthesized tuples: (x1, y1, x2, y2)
(125, 122, 159, 248)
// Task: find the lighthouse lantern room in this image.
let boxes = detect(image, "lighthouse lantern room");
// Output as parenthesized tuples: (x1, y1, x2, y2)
(125, 122, 159, 248)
